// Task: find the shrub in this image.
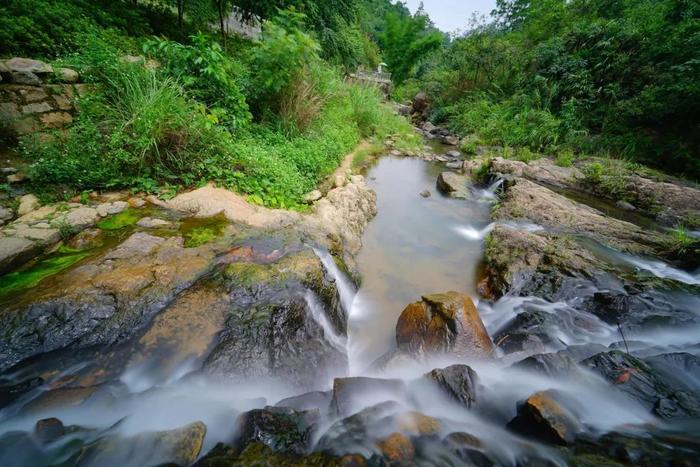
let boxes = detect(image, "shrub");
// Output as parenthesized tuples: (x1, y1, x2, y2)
(555, 148, 575, 167)
(26, 64, 230, 192)
(143, 33, 251, 130)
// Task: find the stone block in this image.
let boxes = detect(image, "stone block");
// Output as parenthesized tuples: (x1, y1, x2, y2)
(40, 112, 72, 128)
(22, 102, 52, 114)
(0, 102, 20, 119)
(53, 94, 73, 111)
(11, 71, 42, 86)
(18, 87, 47, 102)
(6, 58, 52, 74)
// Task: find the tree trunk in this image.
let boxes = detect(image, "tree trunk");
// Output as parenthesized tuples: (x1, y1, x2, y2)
(177, 0, 184, 27)
(217, 1, 227, 48)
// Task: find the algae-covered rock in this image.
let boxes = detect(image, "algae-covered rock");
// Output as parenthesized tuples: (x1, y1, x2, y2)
(234, 406, 320, 455)
(395, 292, 493, 358)
(0, 232, 219, 372)
(204, 249, 347, 389)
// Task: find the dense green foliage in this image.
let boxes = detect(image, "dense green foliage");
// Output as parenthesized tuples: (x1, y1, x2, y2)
(8, 0, 419, 209)
(400, 0, 700, 176)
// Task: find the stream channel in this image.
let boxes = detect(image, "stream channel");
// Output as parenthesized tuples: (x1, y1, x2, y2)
(1, 152, 699, 465)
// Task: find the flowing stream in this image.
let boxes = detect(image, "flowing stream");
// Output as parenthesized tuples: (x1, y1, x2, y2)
(1, 153, 700, 465)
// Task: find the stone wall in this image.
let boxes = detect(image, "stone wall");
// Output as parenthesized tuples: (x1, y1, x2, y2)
(0, 58, 86, 138)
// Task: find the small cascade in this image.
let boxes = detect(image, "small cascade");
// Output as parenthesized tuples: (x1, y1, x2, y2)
(312, 246, 357, 314)
(304, 290, 348, 353)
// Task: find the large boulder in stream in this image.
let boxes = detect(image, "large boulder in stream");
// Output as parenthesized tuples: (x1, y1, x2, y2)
(582, 350, 700, 418)
(436, 171, 470, 199)
(395, 292, 493, 359)
(203, 248, 348, 389)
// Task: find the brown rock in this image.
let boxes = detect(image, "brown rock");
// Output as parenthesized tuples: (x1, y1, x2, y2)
(507, 390, 582, 445)
(396, 292, 493, 358)
(377, 432, 414, 464)
(396, 411, 441, 436)
(40, 111, 72, 128)
(18, 87, 47, 102)
(35, 417, 65, 443)
(436, 171, 470, 199)
(10, 117, 37, 135)
(56, 67, 79, 83)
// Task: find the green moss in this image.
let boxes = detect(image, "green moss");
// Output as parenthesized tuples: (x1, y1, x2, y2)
(0, 250, 91, 296)
(97, 208, 141, 230)
(180, 214, 228, 248)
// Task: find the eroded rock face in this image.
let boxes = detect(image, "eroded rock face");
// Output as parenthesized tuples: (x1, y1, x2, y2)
(330, 377, 407, 417)
(494, 178, 665, 255)
(203, 249, 348, 389)
(395, 292, 493, 359)
(0, 233, 220, 372)
(484, 225, 606, 299)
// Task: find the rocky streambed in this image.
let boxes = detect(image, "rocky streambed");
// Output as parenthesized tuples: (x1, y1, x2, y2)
(1, 145, 700, 466)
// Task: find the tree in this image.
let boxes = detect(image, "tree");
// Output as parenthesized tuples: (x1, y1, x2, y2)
(379, 8, 443, 84)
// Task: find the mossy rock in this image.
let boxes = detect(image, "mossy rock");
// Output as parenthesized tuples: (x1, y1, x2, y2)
(96, 208, 141, 230)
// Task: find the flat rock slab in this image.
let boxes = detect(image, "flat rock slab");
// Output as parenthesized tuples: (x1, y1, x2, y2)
(0, 236, 41, 275)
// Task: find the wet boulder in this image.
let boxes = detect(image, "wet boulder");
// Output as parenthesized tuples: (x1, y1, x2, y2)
(330, 377, 407, 417)
(396, 291, 493, 359)
(234, 406, 320, 455)
(484, 225, 607, 300)
(34, 417, 65, 443)
(493, 309, 563, 355)
(0, 233, 220, 372)
(512, 352, 582, 378)
(75, 421, 207, 466)
(436, 172, 470, 199)
(394, 411, 442, 436)
(275, 390, 333, 413)
(376, 432, 414, 464)
(494, 178, 667, 255)
(582, 351, 700, 418)
(507, 390, 582, 445)
(317, 401, 402, 456)
(643, 352, 700, 391)
(203, 249, 348, 389)
(424, 364, 479, 409)
(442, 432, 494, 467)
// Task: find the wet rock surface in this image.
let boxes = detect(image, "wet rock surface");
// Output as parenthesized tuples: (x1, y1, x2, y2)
(395, 291, 493, 358)
(424, 364, 479, 409)
(507, 390, 583, 445)
(582, 350, 700, 418)
(234, 406, 320, 455)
